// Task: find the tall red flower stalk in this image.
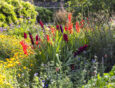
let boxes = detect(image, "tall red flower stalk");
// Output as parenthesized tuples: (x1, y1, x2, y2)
(29, 32, 34, 45)
(46, 35, 50, 42)
(36, 34, 38, 41)
(80, 20, 85, 28)
(56, 25, 60, 30)
(50, 27, 55, 36)
(75, 21, 80, 33)
(63, 33, 68, 42)
(39, 20, 44, 28)
(74, 44, 88, 57)
(68, 23, 73, 34)
(20, 40, 28, 55)
(65, 25, 68, 31)
(68, 13, 72, 23)
(24, 32, 27, 39)
(66, 13, 73, 34)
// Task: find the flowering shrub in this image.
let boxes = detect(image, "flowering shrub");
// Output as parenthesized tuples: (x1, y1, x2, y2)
(0, 34, 37, 88)
(0, 5, 115, 87)
(0, 34, 33, 58)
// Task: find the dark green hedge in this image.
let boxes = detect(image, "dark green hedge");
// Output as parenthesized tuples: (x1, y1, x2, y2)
(35, 7, 53, 23)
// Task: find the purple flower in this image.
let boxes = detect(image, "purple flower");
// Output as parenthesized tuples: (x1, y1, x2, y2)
(45, 84, 48, 88)
(0, 27, 2, 30)
(78, 58, 80, 61)
(28, 21, 31, 23)
(92, 59, 96, 63)
(60, 25, 63, 33)
(18, 25, 20, 28)
(28, 17, 30, 19)
(34, 73, 38, 76)
(20, 16, 23, 18)
(3, 29, 7, 31)
(43, 84, 48, 88)
(42, 80, 45, 83)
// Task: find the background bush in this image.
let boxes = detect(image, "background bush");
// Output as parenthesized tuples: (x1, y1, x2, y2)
(36, 7, 53, 23)
(0, 0, 37, 27)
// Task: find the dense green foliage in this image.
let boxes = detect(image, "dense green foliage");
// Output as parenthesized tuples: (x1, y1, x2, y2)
(0, 0, 115, 88)
(82, 65, 115, 88)
(66, 0, 115, 17)
(36, 7, 53, 23)
(0, 0, 37, 27)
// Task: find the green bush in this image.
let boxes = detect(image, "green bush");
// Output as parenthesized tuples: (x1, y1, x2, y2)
(0, 0, 37, 27)
(82, 65, 115, 88)
(35, 7, 53, 23)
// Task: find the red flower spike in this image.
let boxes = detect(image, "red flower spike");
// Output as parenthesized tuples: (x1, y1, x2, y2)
(75, 21, 80, 33)
(74, 44, 88, 57)
(68, 13, 72, 23)
(36, 34, 38, 41)
(24, 32, 27, 39)
(39, 20, 44, 28)
(56, 25, 60, 30)
(68, 23, 73, 34)
(46, 35, 50, 42)
(63, 33, 68, 42)
(29, 32, 34, 45)
(20, 40, 28, 55)
(39, 37, 41, 41)
(50, 27, 55, 35)
(65, 25, 68, 31)
(36, 41, 39, 45)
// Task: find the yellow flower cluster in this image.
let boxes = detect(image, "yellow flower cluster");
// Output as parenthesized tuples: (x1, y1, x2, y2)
(0, 34, 35, 87)
(0, 34, 34, 57)
(0, 74, 5, 84)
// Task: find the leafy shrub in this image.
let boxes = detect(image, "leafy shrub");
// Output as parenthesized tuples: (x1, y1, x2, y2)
(0, 0, 37, 27)
(36, 7, 53, 23)
(82, 65, 115, 88)
(32, 61, 73, 88)
(84, 23, 115, 72)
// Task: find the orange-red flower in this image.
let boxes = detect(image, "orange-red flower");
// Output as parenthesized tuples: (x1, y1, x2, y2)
(20, 40, 28, 55)
(75, 21, 80, 33)
(36, 41, 39, 45)
(46, 35, 50, 42)
(65, 25, 68, 31)
(50, 27, 55, 36)
(68, 23, 73, 34)
(68, 13, 72, 23)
